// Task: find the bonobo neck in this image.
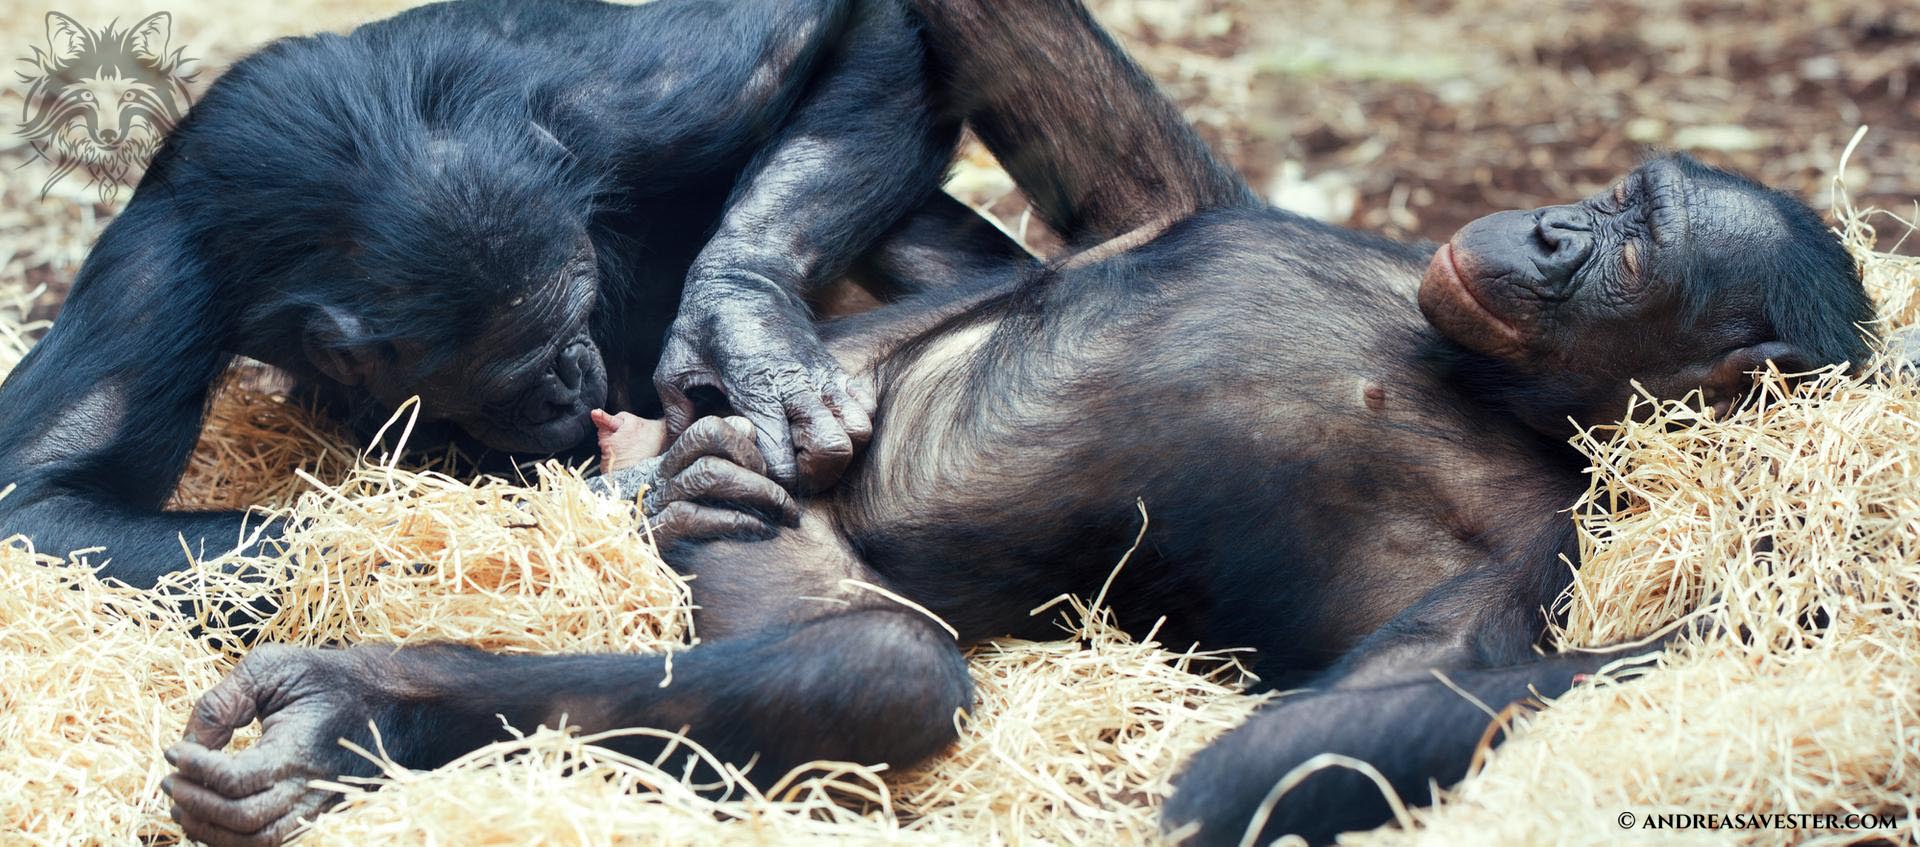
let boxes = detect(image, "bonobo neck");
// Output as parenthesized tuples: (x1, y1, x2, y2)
(1416, 333, 1612, 445)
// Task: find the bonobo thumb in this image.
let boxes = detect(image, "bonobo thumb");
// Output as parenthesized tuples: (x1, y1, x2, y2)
(741, 404, 800, 489)
(179, 673, 260, 750)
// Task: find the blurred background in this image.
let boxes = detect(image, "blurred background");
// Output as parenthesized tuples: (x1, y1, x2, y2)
(0, 0, 1916, 325)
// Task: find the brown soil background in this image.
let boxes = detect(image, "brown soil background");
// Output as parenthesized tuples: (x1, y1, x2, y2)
(2, 0, 1917, 321)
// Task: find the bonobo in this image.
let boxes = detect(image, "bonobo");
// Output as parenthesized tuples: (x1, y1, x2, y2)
(165, 1, 1874, 845)
(0, 0, 1038, 589)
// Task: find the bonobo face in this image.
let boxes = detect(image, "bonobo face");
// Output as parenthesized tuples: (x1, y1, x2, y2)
(304, 237, 610, 455)
(373, 243, 610, 454)
(293, 121, 616, 455)
(1419, 153, 1868, 422)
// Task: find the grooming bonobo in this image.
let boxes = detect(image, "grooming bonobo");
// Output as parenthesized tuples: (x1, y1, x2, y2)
(165, 1, 1873, 845)
(0, 0, 1032, 589)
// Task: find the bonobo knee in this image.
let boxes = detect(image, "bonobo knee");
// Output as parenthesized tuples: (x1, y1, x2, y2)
(787, 608, 974, 767)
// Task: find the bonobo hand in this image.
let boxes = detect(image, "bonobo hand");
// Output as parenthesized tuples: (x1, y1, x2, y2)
(587, 411, 802, 548)
(654, 298, 872, 492)
(163, 644, 418, 847)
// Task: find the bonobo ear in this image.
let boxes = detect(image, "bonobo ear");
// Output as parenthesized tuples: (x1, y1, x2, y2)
(1695, 341, 1807, 419)
(301, 306, 383, 386)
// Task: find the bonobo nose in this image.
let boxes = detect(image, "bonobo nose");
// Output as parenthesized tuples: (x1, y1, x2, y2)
(1533, 206, 1593, 280)
(519, 343, 600, 425)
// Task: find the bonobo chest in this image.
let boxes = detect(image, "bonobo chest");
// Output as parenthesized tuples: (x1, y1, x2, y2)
(1133, 217, 1586, 661)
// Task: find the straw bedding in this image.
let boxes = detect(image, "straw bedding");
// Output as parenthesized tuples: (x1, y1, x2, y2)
(3, 6, 1919, 845)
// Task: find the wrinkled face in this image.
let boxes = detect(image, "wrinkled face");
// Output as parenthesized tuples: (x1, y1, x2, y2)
(1416, 154, 1856, 421)
(330, 241, 609, 455)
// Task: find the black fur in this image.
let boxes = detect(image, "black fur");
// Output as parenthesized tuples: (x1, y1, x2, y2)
(0, 0, 970, 588)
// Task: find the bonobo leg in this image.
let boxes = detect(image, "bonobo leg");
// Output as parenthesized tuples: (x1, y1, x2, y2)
(913, 0, 1260, 249)
(1164, 651, 1655, 847)
(1165, 557, 1663, 847)
(0, 194, 270, 589)
(847, 191, 1035, 300)
(167, 430, 970, 847)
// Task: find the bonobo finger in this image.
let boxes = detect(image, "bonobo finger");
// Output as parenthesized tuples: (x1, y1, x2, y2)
(822, 376, 874, 454)
(785, 394, 855, 493)
(663, 455, 801, 527)
(658, 415, 768, 478)
(175, 800, 315, 847)
(165, 775, 304, 835)
(180, 672, 262, 750)
(653, 374, 699, 441)
(650, 501, 783, 547)
(697, 415, 768, 477)
(166, 741, 289, 798)
(739, 404, 801, 488)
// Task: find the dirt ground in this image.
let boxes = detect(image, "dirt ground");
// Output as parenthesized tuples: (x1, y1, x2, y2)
(1, 0, 1916, 322)
(1104, 0, 1920, 250)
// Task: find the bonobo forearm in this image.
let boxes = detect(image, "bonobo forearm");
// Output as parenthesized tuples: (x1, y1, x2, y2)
(256, 644, 716, 772)
(1168, 650, 1654, 847)
(0, 491, 274, 589)
(656, 0, 955, 490)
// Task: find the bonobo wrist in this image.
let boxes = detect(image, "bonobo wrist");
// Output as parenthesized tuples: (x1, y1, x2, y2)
(682, 268, 810, 316)
(585, 458, 668, 513)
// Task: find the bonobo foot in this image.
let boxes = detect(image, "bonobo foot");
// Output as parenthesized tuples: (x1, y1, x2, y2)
(163, 643, 449, 847)
(587, 412, 802, 547)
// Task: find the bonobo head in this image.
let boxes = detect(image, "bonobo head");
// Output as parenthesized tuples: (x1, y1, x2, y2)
(179, 36, 613, 454)
(1419, 153, 1871, 429)
(298, 142, 610, 454)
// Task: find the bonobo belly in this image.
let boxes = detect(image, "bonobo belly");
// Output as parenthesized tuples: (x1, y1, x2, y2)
(818, 317, 1134, 641)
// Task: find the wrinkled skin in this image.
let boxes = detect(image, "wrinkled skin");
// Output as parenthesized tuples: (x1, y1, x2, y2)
(1425, 157, 1768, 373)
(319, 245, 610, 456)
(588, 413, 801, 546)
(656, 291, 875, 492)
(164, 646, 397, 847)
(1420, 153, 1863, 432)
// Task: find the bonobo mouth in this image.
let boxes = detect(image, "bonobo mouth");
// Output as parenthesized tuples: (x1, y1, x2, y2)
(464, 403, 599, 454)
(1418, 242, 1526, 359)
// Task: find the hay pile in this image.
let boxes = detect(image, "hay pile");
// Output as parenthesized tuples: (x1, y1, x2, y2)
(0, 543, 224, 844)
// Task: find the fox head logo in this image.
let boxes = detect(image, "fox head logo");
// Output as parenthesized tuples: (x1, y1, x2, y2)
(17, 12, 197, 202)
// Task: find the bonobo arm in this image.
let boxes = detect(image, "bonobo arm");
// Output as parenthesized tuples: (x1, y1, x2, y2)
(168, 416, 972, 846)
(1164, 650, 1652, 847)
(1166, 535, 1667, 846)
(0, 194, 271, 588)
(657, 0, 958, 493)
(913, 0, 1260, 248)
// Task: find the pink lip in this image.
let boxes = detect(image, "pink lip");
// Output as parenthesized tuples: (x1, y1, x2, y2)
(1432, 243, 1523, 345)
